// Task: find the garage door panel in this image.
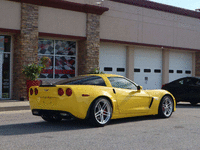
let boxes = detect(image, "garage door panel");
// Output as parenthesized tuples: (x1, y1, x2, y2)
(169, 51, 192, 82)
(99, 43, 126, 77)
(134, 47, 162, 89)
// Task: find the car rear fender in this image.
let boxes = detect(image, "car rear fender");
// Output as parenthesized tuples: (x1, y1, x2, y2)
(69, 85, 117, 119)
(85, 96, 115, 120)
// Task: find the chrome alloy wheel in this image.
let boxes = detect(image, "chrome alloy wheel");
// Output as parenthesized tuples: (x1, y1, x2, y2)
(94, 99, 112, 125)
(161, 96, 173, 117)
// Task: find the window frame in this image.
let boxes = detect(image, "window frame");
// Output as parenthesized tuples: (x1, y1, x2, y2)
(108, 77, 138, 90)
(0, 35, 11, 99)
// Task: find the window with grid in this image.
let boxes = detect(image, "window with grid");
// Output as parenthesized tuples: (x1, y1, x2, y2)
(38, 38, 76, 79)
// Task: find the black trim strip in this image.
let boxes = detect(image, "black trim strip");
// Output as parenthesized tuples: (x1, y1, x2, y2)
(149, 97, 154, 108)
(144, 69, 151, 73)
(117, 68, 125, 72)
(185, 70, 191, 74)
(104, 67, 112, 71)
(113, 89, 116, 94)
(134, 68, 140, 72)
(177, 70, 183, 74)
(154, 69, 161, 73)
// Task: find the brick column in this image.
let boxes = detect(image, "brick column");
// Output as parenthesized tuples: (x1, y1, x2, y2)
(78, 14, 100, 75)
(13, 3, 39, 100)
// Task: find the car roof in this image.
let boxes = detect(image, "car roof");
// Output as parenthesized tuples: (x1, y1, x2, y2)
(170, 76, 200, 83)
(85, 74, 124, 78)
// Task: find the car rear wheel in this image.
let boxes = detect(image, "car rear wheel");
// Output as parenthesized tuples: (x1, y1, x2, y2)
(89, 98, 112, 127)
(158, 95, 174, 118)
(41, 115, 62, 122)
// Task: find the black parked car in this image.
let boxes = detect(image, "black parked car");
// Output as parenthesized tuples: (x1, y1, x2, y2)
(162, 77, 200, 105)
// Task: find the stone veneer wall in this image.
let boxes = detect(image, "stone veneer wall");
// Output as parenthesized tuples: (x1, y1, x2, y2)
(13, 3, 38, 100)
(195, 52, 200, 76)
(78, 14, 100, 75)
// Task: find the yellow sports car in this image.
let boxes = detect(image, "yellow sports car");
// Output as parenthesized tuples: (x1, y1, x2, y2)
(29, 74, 176, 127)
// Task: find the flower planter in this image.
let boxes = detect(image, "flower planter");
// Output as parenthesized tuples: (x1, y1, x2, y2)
(22, 56, 51, 100)
(26, 80, 41, 100)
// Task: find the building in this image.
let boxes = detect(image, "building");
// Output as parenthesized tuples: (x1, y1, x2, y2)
(0, 0, 200, 100)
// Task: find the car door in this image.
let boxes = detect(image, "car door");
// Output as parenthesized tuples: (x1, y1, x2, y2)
(108, 77, 151, 114)
(167, 78, 189, 101)
(187, 78, 200, 101)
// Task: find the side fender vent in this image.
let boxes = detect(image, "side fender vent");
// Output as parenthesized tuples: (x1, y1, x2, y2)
(149, 97, 154, 108)
(113, 89, 116, 94)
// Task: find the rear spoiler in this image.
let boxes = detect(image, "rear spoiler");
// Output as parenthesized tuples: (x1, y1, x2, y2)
(40, 85, 56, 87)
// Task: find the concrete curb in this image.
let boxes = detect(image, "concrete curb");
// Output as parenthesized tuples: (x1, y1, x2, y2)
(0, 106, 30, 112)
(0, 100, 30, 112)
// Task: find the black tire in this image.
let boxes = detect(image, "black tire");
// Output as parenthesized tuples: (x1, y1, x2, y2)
(190, 101, 198, 106)
(158, 95, 174, 118)
(176, 100, 179, 105)
(89, 98, 112, 127)
(41, 115, 62, 122)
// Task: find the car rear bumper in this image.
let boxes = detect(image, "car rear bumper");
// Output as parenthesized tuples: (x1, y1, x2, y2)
(32, 109, 75, 119)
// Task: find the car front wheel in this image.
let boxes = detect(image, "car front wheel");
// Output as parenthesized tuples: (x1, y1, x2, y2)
(89, 98, 112, 127)
(158, 95, 174, 118)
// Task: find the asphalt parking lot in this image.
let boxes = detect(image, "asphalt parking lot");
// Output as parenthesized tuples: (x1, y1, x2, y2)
(1, 102, 200, 150)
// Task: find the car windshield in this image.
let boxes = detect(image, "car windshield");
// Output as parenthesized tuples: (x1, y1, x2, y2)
(185, 77, 200, 85)
(54, 76, 106, 86)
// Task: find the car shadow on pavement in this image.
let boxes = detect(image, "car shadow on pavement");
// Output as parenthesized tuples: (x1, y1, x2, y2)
(0, 119, 91, 136)
(176, 103, 200, 108)
(0, 115, 162, 136)
(109, 115, 160, 125)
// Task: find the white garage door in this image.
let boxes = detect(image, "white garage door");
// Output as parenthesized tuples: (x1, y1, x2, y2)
(169, 51, 193, 82)
(134, 47, 162, 89)
(99, 43, 126, 77)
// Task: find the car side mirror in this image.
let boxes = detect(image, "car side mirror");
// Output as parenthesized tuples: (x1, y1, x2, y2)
(137, 86, 143, 91)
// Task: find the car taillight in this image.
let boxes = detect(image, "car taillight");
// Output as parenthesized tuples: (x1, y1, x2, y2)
(30, 88, 33, 95)
(66, 88, 72, 96)
(58, 88, 64, 96)
(35, 88, 38, 95)
(161, 84, 166, 89)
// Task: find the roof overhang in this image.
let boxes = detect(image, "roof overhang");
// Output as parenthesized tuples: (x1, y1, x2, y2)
(8, 0, 109, 15)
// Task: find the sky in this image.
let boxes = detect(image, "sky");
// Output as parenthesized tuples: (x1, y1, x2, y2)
(149, 0, 200, 11)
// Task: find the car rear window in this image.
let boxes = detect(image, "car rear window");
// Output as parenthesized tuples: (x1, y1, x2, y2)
(55, 76, 106, 86)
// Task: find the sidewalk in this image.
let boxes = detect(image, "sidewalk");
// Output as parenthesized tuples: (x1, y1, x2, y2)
(0, 100, 30, 112)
